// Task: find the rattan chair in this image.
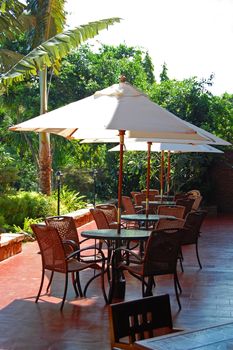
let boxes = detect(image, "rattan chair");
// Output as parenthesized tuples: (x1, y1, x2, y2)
(113, 228, 184, 309)
(141, 189, 159, 196)
(175, 198, 195, 218)
(109, 294, 182, 349)
(31, 224, 107, 310)
(95, 204, 118, 228)
(191, 195, 203, 211)
(180, 210, 208, 269)
(155, 217, 185, 230)
(122, 196, 137, 215)
(45, 215, 106, 295)
(157, 205, 185, 219)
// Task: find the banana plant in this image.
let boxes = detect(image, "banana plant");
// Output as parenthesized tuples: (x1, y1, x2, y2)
(0, 0, 121, 194)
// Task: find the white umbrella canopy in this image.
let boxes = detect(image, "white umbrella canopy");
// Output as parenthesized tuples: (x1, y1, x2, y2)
(9, 78, 229, 230)
(109, 142, 224, 153)
(109, 141, 224, 200)
(9, 79, 229, 144)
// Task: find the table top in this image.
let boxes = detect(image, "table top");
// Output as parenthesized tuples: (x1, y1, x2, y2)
(121, 214, 176, 222)
(81, 229, 151, 241)
(135, 322, 233, 349)
(142, 201, 176, 206)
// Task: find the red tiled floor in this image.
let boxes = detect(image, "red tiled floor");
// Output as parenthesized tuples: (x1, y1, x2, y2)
(1, 214, 233, 349)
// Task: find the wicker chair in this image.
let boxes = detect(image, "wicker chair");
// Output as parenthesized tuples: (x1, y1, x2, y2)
(113, 228, 184, 309)
(122, 196, 137, 214)
(157, 205, 185, 219)
(176, 198, 195, 218)
(31, 224, 107, 310)
(130, 191, 141, 203)
(109, 294, 182, 349)
(155, 217, 185, 230)
(95, 204, 118, 228)
(141, 189, 159, 196)
(45, 215, 106, 297)
(191, 195, 203, 211)
(181, 210, 208, 269)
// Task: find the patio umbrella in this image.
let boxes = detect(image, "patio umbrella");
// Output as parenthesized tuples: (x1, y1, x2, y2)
(109, 142, 223, 198)
(9, 77, 229, 232)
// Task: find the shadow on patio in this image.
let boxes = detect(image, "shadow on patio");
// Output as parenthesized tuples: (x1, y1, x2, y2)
(1, 214, 233, 349)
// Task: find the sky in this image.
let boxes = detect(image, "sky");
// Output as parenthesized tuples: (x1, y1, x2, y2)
(65, 0, 233, 96)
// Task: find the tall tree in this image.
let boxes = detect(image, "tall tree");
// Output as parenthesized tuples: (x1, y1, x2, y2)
(0, 0, 120, 194)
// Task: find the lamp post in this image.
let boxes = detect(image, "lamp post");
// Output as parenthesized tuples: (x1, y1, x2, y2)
(93, 169, 98, 207)
(55, 171, 63, 216)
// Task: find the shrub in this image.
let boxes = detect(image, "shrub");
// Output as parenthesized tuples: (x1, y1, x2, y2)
(0, 191, 57, 230)
(0, 189, 88, 232)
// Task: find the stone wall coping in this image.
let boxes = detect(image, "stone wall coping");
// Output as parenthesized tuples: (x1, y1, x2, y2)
(64, 207, 93, 219)
(0, 233, 25, 247)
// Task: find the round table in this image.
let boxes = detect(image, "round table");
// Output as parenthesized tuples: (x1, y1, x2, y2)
(81, 229, 151, 303)
(121, 214, 176, 222)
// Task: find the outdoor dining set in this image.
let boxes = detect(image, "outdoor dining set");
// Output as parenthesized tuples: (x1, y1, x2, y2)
(30, 187, 207, 348)
(10, 78, 230, 349)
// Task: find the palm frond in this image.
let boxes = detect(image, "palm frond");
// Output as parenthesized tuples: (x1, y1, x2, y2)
(0, 49, 24, 73)
(0, 17, 121, 86)
(27, 0, 66, 46)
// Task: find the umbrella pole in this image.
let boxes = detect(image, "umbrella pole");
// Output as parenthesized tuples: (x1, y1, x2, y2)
(167, 150, 171, 195)
(146, 142, 152, 218)
(160, 150, 164, 199)
(117, 130, 125, 233)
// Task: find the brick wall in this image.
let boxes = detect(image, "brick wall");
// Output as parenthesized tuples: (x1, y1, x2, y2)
(210, 151, 233, 213)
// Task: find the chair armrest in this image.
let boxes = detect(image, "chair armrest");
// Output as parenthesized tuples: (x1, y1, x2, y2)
(112, 247, 143, 265)
(63, 239, 79, 251)
(67, 246, 105, 261)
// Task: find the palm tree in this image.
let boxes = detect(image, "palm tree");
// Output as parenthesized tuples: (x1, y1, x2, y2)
(0, 0, 120, 194)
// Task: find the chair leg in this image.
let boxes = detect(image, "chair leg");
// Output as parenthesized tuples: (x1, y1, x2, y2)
(144, 277, 153, 297)
(60, 273, 69, 311)
(196, 242, 202, 269)
(35, 268, 45, 303)
(72, 272, 79, 297)
(174, 273, 182, 310)
(75, 271, 83, 297)
(46, 271, 54, 292)
(83, 271, 102, 296)
(179, 256, 184, 272)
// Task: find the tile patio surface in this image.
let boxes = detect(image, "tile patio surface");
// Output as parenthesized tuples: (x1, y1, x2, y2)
(0, 214, 233, 349)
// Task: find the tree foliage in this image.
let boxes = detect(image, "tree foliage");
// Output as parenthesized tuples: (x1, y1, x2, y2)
(0, 43, 232, 205)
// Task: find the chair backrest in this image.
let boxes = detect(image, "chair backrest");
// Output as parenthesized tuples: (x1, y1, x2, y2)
(122, 196, 136, 215)
(155, 217, 185, 230)
(187, 189, 201, 198)
(157, 205, 185, 219)
(45, 215, 80, 248)
(175, 198, 195, 218)
(141, 189, 159, 196)
(182, 210, 207, 245)
(90, 208, 110, 229)
(130, 191, 141, 203)
(134, 193, 146, 206)
(109, 294, 174, 347)
(31, 224, 67, 273)
(143, 228, 184, 276)
(191, 196, 203, 211)
(95, 204, 117, 225)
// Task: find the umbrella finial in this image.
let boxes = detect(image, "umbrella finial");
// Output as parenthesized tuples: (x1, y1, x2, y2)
(119, 75, 126, 83)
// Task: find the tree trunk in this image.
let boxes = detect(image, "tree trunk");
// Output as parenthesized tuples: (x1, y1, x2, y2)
(39, 68, 52, 195)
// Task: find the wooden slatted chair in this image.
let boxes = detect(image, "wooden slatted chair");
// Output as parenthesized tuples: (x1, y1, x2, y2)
(109, 294, 182, 349)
